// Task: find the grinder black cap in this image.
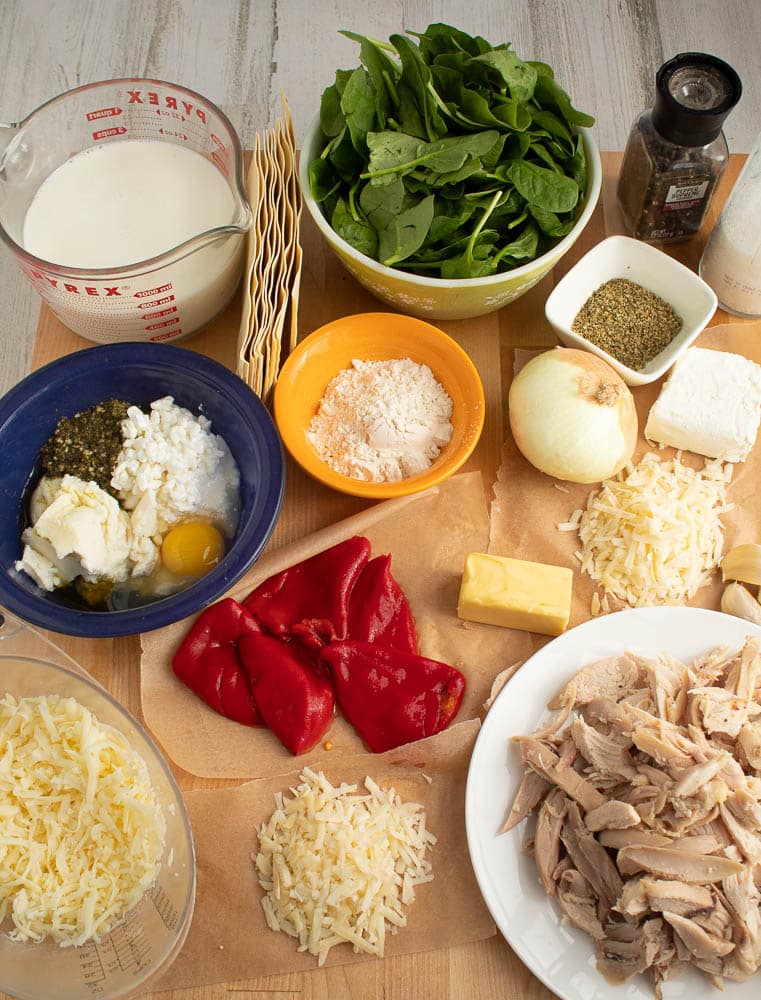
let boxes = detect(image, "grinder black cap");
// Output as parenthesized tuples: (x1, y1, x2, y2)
(652, 52, 742, 147)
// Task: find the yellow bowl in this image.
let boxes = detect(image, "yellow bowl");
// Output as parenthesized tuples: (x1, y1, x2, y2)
(300, 115, 602, 322)
(273, 312, 485, 498)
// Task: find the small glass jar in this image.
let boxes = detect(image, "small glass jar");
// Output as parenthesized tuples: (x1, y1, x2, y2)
(617, 53, 741, 243)
(700, 129, 761, 317)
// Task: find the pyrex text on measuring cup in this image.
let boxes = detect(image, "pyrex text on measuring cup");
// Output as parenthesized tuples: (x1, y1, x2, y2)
(0, 79, 253, 343)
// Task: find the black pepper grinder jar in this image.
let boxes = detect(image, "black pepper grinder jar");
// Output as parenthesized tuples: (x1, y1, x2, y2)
(617, 53, 741, 243)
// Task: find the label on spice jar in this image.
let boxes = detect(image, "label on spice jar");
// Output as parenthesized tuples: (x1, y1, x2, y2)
(636, 172, 717, 240)
(663, 179, 710, 210)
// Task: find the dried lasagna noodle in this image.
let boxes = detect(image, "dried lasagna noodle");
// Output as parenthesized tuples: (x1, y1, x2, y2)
(237, 94, 303, 401)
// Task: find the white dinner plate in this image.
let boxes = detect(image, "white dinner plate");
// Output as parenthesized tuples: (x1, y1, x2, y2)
(465, 606, 761, 1000)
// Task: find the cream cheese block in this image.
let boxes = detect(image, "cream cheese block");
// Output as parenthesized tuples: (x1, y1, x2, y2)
(16, 475, 131, 591)
(645, 347, 761, 462)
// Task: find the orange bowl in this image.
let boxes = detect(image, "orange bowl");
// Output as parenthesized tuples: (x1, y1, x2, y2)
(273, 313, 485, 498)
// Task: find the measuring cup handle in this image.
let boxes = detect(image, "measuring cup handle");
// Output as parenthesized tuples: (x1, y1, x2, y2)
(0, 120, 20, 158)
(0, 606, 26, 640)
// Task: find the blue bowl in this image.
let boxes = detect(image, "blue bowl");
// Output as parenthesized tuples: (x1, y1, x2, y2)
(0, 343, 285, 637)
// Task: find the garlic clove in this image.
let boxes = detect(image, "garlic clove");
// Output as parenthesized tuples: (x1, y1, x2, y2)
(721, 543, 761, 586)
(721, 581, 761, 625)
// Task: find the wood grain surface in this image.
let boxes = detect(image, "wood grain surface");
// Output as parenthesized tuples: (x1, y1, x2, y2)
(0, 0, 759, 393)
(0, 151, 751, 1000)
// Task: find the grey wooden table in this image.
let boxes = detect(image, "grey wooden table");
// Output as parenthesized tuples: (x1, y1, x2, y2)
(0, 0, 759, 395)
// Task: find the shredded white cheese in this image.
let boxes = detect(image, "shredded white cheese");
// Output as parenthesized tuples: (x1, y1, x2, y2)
(0, 694, 166, 946)
(255, 768, 436, 965)
(569, 452, 732, 607)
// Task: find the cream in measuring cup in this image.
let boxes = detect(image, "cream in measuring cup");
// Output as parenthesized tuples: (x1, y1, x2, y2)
(0, 79, 253, 343)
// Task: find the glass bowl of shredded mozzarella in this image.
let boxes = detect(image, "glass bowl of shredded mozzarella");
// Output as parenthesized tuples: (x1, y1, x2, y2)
(0, 614, 196, 999)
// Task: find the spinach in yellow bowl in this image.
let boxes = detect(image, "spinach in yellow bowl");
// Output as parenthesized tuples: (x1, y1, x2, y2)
(309, 23, 595, 280)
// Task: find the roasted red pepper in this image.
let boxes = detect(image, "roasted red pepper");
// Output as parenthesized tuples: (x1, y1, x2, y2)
(243, 535, 371, 648)
(348, 554, 418, 654)
(239, 632, 334, 754)
(321, 641, 466, 753)
(172, 598, 263, 726)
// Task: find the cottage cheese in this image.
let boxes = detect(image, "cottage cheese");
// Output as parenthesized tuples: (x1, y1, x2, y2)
(110, 396, 240, 575)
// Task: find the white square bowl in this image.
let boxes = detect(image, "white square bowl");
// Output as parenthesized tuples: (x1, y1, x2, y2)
(544, 235, 718, 385)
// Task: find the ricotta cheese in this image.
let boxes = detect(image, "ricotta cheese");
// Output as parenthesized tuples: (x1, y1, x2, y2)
(645, 347, 761, 462)
(255, 768, 435, 965)
(0, 693, 165, 946)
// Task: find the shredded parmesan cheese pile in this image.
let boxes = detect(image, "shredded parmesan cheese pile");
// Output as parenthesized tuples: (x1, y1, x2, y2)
(0, 694, 166, 946)
(255, 768, 436, 965)
(559, 452, 732, 607)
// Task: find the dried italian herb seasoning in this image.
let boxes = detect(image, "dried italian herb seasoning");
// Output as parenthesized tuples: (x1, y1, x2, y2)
(38, 399, 130, 494)
(571, 279, 683, 371)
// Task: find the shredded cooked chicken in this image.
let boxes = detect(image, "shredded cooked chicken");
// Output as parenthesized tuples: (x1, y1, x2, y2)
(506, 637, 761, 998)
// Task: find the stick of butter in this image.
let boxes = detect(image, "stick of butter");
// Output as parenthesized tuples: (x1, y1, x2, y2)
(457, 552, 573, 636)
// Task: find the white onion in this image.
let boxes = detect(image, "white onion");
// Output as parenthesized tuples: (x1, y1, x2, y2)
(508, 348, 638, 483)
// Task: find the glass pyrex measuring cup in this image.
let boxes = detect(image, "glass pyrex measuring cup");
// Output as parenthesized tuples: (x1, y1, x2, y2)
(0, 79, 253, 343)
(0, 611, 196, 999)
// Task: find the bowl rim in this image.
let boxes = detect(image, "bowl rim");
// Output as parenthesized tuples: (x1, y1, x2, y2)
(0, 343, 285, 637)
(300, 114, 603, 289)
(544, 234, 719, 385)
(0, 651, 197, 992)
(273, 311, 486, 499)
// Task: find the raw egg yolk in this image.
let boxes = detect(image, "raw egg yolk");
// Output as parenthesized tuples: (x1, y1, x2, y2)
(161, 521, 224, 577)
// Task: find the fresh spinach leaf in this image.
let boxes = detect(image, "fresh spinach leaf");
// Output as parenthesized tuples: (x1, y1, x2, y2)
(481, 132, 507, 169)
(414, 22, 490, 61)
(426, 201, 477, 244)
(493, 222, 539, 263)
(529, 141, 564, 172)
(428, 159, 484, 187)
(331, 196, 378, 256)
(365, 129, 498, 181)
(390, 33, 448, 141)
(358, 176, 405, 231)
(490, 97, 532, 131)
(365, 131, 422, 181)
(378, 194, 435, 265)
(472, 50, 537, 103)
(531, 109, 573, 148)
(533, 74, 595, 128)
(319, 69, 353, 136)
(340, 68, 377, 154)
(340, 31, 400, 127)
(454, 85, 509, 129)
(440, 231, 499, 278)
(529, 204, 577, 238)
(567, 133, 587, 193)
(326, 126, 366, 183)
(505, 159, 579, 213)
(309, 158, 341, 202)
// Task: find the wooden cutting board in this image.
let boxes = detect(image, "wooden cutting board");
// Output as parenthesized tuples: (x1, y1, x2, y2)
(2, 152, 750, 1000)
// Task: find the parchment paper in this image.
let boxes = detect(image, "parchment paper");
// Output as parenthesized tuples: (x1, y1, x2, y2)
(152, 719, 495, 992)
(490, 322, 761, 661)
(141, 472, 533, 778)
